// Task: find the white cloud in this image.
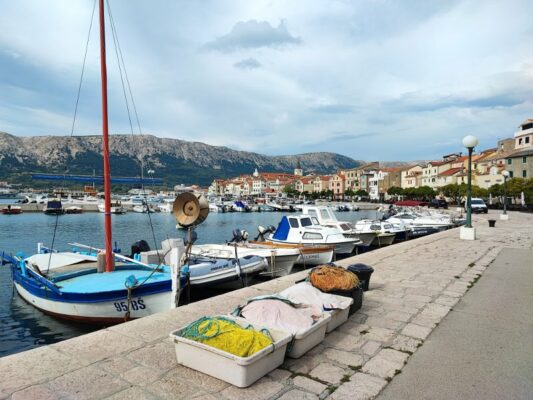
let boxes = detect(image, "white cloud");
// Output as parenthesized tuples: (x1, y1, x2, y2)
(1, 0, 533, 161)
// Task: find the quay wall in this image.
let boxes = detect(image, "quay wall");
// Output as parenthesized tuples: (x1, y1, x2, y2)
(2, 211, 531, 399)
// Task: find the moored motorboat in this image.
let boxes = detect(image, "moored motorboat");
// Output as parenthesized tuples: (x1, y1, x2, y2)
(190, 242, 299, 277)
(2, 205, 22, 215)
(43, 199, 64, 215)
(354, 220, 396, 247)
(249, 239, 334, 266)
(98, 201, 126, 214)
(65, 206, 84, 214)
(267, 215, 360, 255)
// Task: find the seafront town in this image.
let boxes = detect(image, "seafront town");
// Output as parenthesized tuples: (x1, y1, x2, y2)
(209, 119, 533, 204)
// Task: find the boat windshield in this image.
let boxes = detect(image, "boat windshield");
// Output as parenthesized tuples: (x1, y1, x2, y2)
(300, 217, 313, 227)
(289, 218, 300, 228)
(370, 224, 381, 230)
(320, 209, 331, 220)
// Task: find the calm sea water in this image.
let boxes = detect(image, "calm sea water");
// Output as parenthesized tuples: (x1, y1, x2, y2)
(0, 208, 380, 357)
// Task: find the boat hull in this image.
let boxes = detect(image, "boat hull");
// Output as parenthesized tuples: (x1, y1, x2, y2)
(260, 253, 300, 277)
(372, 233, 396, 247)
(14, 281, 171, 324)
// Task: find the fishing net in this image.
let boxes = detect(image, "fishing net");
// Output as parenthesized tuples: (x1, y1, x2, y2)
(309, 264, 359, 292)
(180, 316, 273, 357)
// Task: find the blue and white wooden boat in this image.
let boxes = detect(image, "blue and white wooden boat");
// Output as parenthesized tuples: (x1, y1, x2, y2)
(268, 215, 360, 255)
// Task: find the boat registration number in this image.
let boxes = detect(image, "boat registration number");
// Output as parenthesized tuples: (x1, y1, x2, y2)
(113, 298, 146, 312)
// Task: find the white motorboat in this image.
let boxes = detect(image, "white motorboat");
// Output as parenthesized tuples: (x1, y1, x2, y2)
(301, 205, 373, 247)
(158, 200, 173, 213)
(98, 202, 126, 214)
(392, 211, 453, 231)
(190, 243, 299, 277)
(354, 220, 396, 246)
(268, 215, 360, 255)
(186, 254, 268, 287)
(132, 204, 156, 213)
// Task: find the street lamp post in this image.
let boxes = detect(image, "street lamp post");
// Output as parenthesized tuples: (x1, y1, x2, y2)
(460, 135, 478, 240)
(500, 170, 509, 220)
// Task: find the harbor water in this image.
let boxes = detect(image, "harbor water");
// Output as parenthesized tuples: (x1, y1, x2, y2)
(0, 208, 381, 357)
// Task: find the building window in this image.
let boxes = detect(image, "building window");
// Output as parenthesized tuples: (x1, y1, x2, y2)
(523, 170, 527, 178)
(509, 171, 513, 178)
(523, 156, 527, 163)
(526, 136, 530, 144)
(507, 158, 512, 165)
(519, 138, 523, 145)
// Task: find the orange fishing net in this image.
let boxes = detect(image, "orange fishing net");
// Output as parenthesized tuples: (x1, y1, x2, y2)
(309, 264, 359, 292)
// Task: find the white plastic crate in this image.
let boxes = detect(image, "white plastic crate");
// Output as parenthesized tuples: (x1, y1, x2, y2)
(169, 315, 292, 388)
(326, 305, 351, 333)
(287, 313, 331, 358)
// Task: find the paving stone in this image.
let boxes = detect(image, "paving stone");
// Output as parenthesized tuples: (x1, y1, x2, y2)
(323, 348, 364, 368)
(105, 386, 158, 400)
(53, 329, 145, 363)
(390, 335, 422, 354)
(219, 377, 284, 400)
(361, 340, 382, 356)
(48, 365, 130, 400)
(143, 372, 204, 400)
(328, 373, 387, 400)
(362, 327, 395, 343)
(0, 346, 83, 397)
(125, 342, 177, 372)
(268, 368, 293, 382)
(434, 295, 460, 307)
(120, 366, 163, 386)
(172, 365, 230, 392)
(284, 355, 322, 375)
(383, 311, 413, 323)
(100, 357, 138, 375)
(362, 349, 409, 379)
(293, 375, 328, 395)
(309, 362, 347, 384)
(11, 385, 60, 400)
(323, 331, 362, 351)
(364, 317, 404, 331)
(401, 323, 432, 340)
(277, 389, 319, 400)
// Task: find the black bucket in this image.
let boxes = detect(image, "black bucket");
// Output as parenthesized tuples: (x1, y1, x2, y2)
(347, 263, 374, 291)
(488, 219, 496, 228)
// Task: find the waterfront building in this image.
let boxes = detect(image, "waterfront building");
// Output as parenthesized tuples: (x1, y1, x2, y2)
(514, 119, 533, 150)
(294, 177, 314, 193)
(312, 175, 332, 193)
(329, 171, 346, 199)
(400, 165, 423, 189)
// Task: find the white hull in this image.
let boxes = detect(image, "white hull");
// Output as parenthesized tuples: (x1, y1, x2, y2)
(372, 233, 396, 246)
(188, 260, 266, 286)
(260, 254, 300, 277)
(295, 251, 333, 266)
(15, 282, 170, 323)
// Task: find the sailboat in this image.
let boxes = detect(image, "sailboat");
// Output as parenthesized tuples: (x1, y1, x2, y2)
(1, 1, 185, 324)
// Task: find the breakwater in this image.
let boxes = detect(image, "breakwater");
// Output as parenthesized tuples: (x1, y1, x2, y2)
(1, 211, 531, 399)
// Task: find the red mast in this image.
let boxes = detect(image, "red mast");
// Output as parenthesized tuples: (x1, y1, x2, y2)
(99, 0, 114, 272)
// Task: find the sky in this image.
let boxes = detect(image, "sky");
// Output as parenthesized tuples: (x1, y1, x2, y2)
(0, 0, 532, 162)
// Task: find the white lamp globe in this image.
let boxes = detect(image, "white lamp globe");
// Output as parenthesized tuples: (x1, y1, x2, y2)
(502, 170, 510, 177)
(462, 135, 479, 149)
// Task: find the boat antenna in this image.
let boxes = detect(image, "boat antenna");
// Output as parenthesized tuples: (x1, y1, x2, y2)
(99, 0, 114, 272)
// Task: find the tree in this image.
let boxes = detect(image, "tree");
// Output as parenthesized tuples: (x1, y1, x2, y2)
(344, 188, 355, 197)
(355, 189, 368, 197)
(387, 186, 404, 196)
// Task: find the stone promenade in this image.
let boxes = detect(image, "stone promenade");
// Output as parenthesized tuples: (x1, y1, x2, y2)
(1, 211, 532, 400)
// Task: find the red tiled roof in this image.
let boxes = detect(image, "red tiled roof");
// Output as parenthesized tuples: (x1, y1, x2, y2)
(439, 167, 463, 176)
(428, 161, 450, 166)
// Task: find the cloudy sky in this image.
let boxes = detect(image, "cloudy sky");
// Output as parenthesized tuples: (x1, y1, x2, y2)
(1, 0, 532, 161)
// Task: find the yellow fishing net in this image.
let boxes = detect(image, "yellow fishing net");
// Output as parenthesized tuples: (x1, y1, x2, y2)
(181, 316, 273, 357)
(310, 264, 359, 292)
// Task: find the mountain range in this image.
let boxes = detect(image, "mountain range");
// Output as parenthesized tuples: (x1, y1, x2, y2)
(0, 132, 363, 187)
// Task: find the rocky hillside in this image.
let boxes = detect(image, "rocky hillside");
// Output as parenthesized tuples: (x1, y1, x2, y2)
(0, 132, 362, 186)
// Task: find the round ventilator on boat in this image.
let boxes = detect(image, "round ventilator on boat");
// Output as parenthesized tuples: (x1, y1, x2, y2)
(173, 193, 209, 227)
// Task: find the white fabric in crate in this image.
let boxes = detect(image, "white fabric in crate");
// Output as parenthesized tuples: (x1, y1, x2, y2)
(240, 299, 317, 336)
(279, 282, 352, 314)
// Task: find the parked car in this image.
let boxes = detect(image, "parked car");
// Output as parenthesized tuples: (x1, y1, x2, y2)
(466, 198, 488, 213)
(429, 199, 448, 209)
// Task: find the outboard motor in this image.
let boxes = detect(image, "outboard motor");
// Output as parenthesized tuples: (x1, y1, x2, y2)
(184, 230, 198, 246)
(241, 230, 249, 241)
(130, 239, 150, 258)
(228, 228, 243, 243)
(254, 225, 276, 241)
